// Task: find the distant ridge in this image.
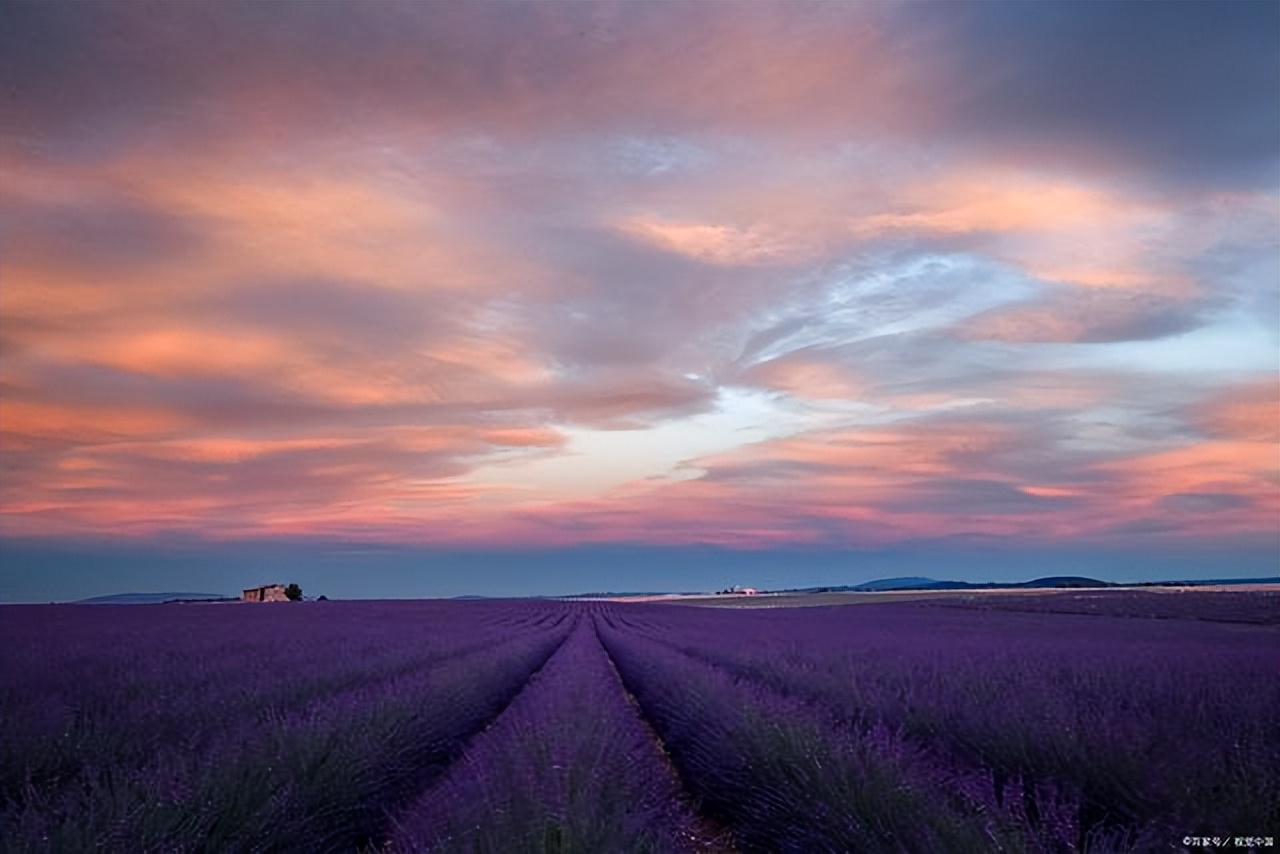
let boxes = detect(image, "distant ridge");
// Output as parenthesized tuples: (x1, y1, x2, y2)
(780, 576, 1279, 595)
(75, 592, 234, 605)
(851, 576, 943, 591)
(1019, 576, 1112, 589)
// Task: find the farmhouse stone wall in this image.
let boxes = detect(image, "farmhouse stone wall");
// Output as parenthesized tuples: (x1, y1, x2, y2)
(243, 584, 290, 602)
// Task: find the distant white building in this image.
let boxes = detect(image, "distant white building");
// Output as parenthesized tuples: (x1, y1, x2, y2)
(242, 584, 289, 602)
(716, 585, 760, 596)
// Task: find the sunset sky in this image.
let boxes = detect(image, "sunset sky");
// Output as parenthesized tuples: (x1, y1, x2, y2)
(2, 2, 1277, 601)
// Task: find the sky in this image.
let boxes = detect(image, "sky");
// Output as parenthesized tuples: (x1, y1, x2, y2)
(1, 1, 1277, 601)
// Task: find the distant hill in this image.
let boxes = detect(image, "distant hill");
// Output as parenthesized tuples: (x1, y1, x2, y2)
(1018, 576, 1111, 589)
(787, 576, 1114, 594)
(855, 578, 1116, 591)
(780, 576, 1280, 595)
(851, 576, 942, 591)
(75, 592, 234, 605)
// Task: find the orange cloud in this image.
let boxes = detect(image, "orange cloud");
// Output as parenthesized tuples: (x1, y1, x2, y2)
(1, 401, 194, 446)
(1188, 380, 1279, 442)
(477, 427, 566, 448)
(617, 216, 812, 266)
(1097, 441, 1275, 497)
(736, 357, 864, 400)
(851, 167, 1188, 293)
(116, 437, 364, 464)
(856, 172, 1122, 235)
(82, 327, 292, 380)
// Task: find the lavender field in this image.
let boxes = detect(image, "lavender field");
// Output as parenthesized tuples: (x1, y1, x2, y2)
(3, 593, 1277, 854)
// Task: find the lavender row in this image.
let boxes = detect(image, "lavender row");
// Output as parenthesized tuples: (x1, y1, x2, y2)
(609, 601, 1280, 847)
(597, 609, 1077, 854)
(386, 609, 724, 854)
(2, 602, 571, 854)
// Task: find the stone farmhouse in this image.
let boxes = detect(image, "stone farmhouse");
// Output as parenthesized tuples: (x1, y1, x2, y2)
(242, 584, 289, 602)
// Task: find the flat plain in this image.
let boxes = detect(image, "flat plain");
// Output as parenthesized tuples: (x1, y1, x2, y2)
(2, 589, 1276, 853)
